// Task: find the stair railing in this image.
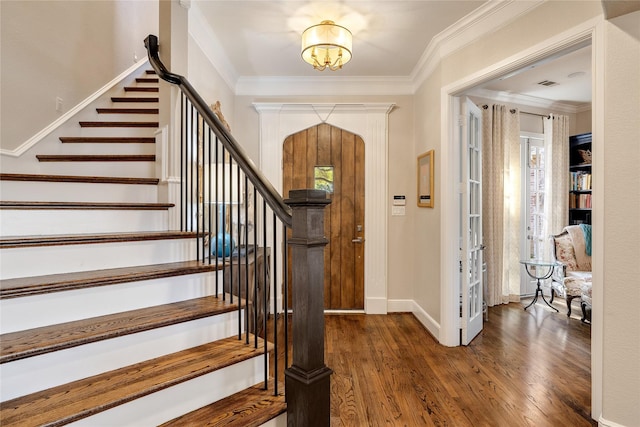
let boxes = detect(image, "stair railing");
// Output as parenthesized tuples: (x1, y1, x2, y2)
(145, 35, 332, 426)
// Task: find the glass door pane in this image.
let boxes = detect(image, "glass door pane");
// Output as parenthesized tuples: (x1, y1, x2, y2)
(521, 136, 547, 296)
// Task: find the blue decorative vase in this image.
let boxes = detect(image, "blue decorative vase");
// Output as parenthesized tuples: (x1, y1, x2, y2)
(212, 232, 234, 257)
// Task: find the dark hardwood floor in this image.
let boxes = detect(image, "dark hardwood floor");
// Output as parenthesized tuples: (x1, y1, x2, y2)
(323, 302, 593, 426)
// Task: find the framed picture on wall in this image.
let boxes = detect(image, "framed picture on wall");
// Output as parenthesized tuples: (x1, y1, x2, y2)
(417, 150, 434, 208)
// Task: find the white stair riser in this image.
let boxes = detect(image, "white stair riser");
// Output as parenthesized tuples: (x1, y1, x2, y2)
(72, 126, 158, 137)
(0, 181, 158, 203)
(0, 238, 196, 280)
(0, 209, 169, 236)
(90, 112, 159, 122)
(260, 414, 287, 427)
(40, 141, 157, 156)
(0, 271, 224, 333)
(105, 102, 160, 109)
(39, 162, 157, 177)
(0, 312, 244, 401)
(67, 356, 267, 427)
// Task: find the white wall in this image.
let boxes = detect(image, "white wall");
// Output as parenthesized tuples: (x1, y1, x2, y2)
(601, 10, 640, 426)
(188, 37, 235, 129)
(413, 66, 443, 322)
(575, 109, 592, 134)
(0, 0, 158, 151)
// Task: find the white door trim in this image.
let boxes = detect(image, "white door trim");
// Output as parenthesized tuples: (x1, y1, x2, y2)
(253, 102, 395, 314)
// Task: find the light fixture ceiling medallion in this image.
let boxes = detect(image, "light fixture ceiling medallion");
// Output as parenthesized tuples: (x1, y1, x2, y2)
(301, 20, 352, 71)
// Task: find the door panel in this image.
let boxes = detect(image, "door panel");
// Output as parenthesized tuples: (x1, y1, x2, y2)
(284, 123, 365, 310)
(461, 97, 483, 345)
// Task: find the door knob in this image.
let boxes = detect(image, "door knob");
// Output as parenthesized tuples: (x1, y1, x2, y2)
(352, 237, 364, 243)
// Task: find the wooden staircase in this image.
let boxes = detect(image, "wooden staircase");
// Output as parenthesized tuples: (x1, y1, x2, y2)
(0, 69, 285, 426)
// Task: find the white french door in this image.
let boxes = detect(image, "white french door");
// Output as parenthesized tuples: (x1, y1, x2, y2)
(460, 97, 483, 345)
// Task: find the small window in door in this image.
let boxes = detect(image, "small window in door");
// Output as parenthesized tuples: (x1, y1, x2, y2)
(314, 166, 334, 193)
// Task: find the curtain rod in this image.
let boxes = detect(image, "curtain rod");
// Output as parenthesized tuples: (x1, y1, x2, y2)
(513, 109, 550, 118)
(481, 104, 549, 118)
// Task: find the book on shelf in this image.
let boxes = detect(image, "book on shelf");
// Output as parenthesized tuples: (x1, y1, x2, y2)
(570, 171, 591, 191)
(569, 192, 592, 209)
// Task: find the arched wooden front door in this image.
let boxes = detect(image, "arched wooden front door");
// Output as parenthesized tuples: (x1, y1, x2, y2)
(283, 123, 365, 310)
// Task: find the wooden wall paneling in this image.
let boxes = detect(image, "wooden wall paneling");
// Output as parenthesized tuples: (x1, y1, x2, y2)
(329, 126, 343, 308)
(292, 131, 307, 191)
(354, 137, 365, 308)
(317, 124, 333, 308)
(340, 131, 356, 308)
(305, 126, 318, 189)
(282, 135, 294, 309)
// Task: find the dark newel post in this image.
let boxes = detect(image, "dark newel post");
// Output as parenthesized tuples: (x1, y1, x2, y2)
(284, 189, 332, 427)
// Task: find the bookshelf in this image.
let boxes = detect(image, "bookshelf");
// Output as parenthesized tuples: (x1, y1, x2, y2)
(569, 132, 592, 225)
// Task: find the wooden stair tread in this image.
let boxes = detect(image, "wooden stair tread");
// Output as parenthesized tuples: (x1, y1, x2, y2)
(60, 136, 155, 143)
(124, 86, 159, 92)
(96, 108, 159, 114)
(0, 173, 158, 185)
(0, 335, 268, 427)
(111, 96, 159, 103)
(37, 154, 156, 162)
(0, 231, 196, 249)
(0, 259, 220, 299)
(0, 295, 235, 363)
(136, 77, 159, 83)
(161, 382, 286, 427)
(0, 201, 173, 210)
(78, 121, 159, 128)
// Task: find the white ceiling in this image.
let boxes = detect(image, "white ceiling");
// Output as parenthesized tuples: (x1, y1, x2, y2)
(193, 0, 592, 109)
(473, 44, 592, 110)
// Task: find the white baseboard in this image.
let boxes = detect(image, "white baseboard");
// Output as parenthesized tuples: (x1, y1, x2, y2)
(410, 301, 440, 340)
(388, 299, 440, 340)
(598, 416, 630, 427)
(387, 298, 414, 312)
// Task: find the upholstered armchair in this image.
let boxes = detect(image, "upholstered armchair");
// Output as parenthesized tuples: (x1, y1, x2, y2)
(550, 225, 592, 319)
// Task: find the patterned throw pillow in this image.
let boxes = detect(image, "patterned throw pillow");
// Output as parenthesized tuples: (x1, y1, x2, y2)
(554, 233, 578, 271)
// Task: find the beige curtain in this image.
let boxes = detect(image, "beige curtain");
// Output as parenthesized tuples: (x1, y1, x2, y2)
(544, 114, 570, 239)
(482, 105, 521, 306)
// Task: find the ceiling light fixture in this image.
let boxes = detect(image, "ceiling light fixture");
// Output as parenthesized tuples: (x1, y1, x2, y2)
(301, 20, 352, 71)
(568, 71, 586, 79)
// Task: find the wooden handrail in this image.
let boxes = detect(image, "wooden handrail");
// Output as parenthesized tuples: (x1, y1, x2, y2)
(144, 35, 332, 425)
(144, 35, 292, 227)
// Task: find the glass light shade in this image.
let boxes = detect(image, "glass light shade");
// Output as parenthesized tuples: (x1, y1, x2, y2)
(301, 20, 352, 71)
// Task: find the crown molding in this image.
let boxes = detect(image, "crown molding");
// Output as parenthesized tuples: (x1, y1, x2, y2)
(411, 0, 544, 91)
(237, 76, 413, 97)
(252, 102, 396, 115)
